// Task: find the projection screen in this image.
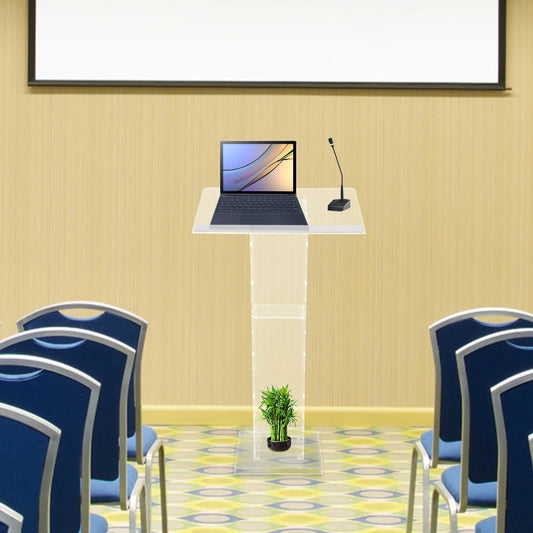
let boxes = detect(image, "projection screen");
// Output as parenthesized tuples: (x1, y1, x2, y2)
(28, 0, 506, 89)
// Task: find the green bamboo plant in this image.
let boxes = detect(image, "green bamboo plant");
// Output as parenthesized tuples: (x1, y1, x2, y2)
(258, 384, 298, 442)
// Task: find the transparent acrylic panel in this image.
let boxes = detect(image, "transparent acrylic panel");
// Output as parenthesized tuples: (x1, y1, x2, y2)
(250, 234, 308, 307)
(252, 316, 307, 438)
(233, 233, 322, 474)
(250, 234, 308, 439)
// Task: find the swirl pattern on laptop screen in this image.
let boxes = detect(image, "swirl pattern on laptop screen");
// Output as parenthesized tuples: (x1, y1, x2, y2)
(222, 143, 294, 192)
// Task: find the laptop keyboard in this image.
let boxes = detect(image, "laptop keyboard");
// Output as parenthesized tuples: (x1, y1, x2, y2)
(216, 195, 301, 214)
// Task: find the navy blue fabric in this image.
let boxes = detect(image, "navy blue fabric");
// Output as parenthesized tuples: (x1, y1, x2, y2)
(90, 464, 138, 503)
(464, 338, 533, 484)
(88, 513, 109, 533)
(0, 415, 51, 533)
(0, 337, 127, 482)
(475, 516, 496, 533)
(127, 425, 158, 458)
(497, 379, 533, 532)
(0, 365, 91, 533)
(420, 430, 461, 461)
(435, 317, 533, 443)
(441, 465, 497, 507)
(0, 523, 8, 533)
(23, 311, 142, 438)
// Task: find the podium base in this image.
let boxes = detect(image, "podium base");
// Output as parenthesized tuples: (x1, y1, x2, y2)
(234, 430, 322, 475)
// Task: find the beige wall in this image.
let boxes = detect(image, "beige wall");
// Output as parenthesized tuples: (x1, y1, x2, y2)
(1, 0, 532, 412)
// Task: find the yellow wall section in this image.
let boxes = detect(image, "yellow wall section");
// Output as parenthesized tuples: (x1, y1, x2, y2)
(1, 1, 533, 415)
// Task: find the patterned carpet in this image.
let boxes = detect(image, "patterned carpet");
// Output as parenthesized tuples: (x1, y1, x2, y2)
(93, 426, 496, 532)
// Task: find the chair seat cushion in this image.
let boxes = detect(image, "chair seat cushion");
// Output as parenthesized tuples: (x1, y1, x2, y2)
(420, 430, 461, 462)
(127, 425, 158, 458)
(441, 465, 497, 507)
(88, 513, 108, 533)
(90, 464, 139, 503)
(475, 516, 496, 533)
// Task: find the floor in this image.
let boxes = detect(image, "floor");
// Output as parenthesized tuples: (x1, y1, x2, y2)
(93, 426, 496, 532)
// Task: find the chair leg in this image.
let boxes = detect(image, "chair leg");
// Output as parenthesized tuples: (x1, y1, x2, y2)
(141, 485, 148, 533)
(129, 477, 148, 533)
(158, 444, 168, 533)
(145, 438, 168, 533)
(406, 442, 432, 533)
(406, 445, 419, 533)
(421, 445, 431, 533)
(430, 481, 459, 533)
(429, 487, 440, 533)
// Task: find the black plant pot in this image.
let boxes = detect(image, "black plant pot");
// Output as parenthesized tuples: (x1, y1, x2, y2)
(267, 436, 291, 452)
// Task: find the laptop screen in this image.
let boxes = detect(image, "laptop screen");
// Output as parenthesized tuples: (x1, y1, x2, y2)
(220, 141, 296, 193)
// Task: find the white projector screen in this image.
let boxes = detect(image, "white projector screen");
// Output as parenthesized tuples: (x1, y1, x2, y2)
(28, 0, 506, 89)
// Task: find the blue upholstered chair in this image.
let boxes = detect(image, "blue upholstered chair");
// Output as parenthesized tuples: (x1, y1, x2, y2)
(0, 328, 147, 533)
(0, 402, 61, 533)
(0, 355, 107, 533)
(18, 301, 167, 533)
(17, 302, 148, 460)
(406, 308, 533, 533)
(473, 368, 533, 533)
(430, 328, 533, 533)
(0, 503, 23, 533)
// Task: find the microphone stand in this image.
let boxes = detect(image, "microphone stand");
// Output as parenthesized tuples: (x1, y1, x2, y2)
(327, 138, 351, 211)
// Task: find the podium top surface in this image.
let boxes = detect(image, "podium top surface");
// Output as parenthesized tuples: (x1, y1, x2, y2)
(192, 188, 366, 235)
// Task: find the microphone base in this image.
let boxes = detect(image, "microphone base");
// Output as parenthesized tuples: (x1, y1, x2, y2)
(328, 198, 351, 211)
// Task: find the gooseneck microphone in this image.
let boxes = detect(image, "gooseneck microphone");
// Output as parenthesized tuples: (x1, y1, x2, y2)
(327, 137, 351, 211)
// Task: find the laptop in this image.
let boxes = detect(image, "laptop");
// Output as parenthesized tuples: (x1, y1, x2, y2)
(210, 141, 308, 227)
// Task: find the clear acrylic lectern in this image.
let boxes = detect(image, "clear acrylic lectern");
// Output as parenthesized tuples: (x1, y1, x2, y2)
(193, 188, 365, 474)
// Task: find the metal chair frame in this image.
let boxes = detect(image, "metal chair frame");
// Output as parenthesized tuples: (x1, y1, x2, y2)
(0, 503, 23, 533)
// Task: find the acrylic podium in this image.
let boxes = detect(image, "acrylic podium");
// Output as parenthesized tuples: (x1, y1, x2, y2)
(193, 188, 365, 474)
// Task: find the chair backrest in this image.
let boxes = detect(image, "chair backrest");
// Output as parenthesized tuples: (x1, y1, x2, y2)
(0, 402, 61, 533)
(0, 355, 100, 533)
(430, 308, 533, 447)
(456, 328, 533, 507)
(0, 501, 23, 533)
(491, 369, 533, 533)
(0, 328, 135, 510)
(17, 302, 147, 439)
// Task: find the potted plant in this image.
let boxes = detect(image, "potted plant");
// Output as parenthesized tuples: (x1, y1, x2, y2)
(258, 384, 298, 452)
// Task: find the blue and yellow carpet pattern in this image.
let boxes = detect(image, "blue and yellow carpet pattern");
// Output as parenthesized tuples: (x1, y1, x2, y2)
(94, 426, 496, 532)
